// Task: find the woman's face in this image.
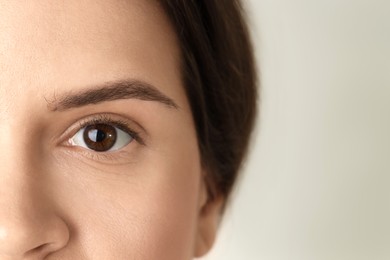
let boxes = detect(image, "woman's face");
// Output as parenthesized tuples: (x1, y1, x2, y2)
(0, 1, 221, 259)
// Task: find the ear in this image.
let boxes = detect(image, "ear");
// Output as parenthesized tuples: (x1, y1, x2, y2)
(193, 177, 225, 258)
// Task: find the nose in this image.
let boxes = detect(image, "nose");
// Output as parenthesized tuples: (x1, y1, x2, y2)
(0, 215, 69, 259)
(0, 161, 70, 259)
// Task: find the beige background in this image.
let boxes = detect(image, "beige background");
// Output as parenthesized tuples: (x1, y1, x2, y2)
(201, 0, 390, 259)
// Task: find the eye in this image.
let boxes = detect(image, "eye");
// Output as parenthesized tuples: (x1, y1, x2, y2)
(69, 123, 134, 152)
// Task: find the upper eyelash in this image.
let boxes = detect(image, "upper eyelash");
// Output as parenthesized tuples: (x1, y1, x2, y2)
(75, 114, 144, 145)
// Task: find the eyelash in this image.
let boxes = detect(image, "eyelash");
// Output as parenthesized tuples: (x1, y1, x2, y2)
(74, 114, 144, 145)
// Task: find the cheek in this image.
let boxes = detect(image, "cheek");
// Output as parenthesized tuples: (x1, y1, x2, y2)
(50, 122, 202, 260)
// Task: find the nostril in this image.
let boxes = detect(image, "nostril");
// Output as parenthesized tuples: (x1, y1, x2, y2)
(25, 243, 51, 258)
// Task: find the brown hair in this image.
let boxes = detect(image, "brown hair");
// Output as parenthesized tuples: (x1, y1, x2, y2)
(161, 0, 258, 203)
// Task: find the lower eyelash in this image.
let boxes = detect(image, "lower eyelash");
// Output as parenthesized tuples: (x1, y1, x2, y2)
(75, 147, 134, 162)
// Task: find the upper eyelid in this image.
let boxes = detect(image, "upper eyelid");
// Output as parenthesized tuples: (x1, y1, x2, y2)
(56, 113, 149, 147)
(75, 118, 144, 146)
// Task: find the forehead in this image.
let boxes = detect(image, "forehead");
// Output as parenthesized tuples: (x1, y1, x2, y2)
(0, 0, 182, 111)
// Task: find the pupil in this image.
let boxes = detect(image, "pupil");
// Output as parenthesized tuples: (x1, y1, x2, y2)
(88, 129, 106, 142)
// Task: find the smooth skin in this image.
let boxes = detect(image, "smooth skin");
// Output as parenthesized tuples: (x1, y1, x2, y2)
(0, 1, 223, 259)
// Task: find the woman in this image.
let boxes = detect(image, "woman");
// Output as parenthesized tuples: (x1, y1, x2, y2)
(0, 0, 257, 259)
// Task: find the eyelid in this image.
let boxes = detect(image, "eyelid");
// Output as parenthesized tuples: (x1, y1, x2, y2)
(69, 124, 134, 152)
(75, 117, 142, 146)
(57, 113, 148, 148)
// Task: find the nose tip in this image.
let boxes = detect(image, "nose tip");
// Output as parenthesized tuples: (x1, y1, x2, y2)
(0, 174, 70, 259)
(0, 213, 70, 259)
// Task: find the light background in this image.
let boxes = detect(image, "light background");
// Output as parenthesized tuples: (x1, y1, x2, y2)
(201, 0, 390, 259)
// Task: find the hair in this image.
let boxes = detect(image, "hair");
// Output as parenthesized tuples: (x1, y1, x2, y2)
(160, 0, 258, 203)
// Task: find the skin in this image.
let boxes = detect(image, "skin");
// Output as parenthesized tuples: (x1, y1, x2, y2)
(0, 0, 223, 259)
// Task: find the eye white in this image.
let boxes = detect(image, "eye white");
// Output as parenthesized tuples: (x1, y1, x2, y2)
(69, 126, 134, 151)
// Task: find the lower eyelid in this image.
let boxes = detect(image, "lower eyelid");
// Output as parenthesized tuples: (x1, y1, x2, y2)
(62, 144, 138, 165)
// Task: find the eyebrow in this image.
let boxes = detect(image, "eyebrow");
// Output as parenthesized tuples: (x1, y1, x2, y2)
(46, 79, 179, 111)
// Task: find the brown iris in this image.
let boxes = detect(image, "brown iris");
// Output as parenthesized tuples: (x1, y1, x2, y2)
(83, 124, 117, 152)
